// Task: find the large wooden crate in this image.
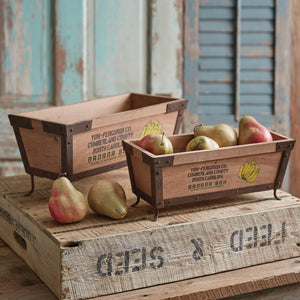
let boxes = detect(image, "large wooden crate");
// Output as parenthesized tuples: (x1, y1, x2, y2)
(8, 93, 187, 181)
(122, 132, 295, 214)
(1, 168, 300, 299)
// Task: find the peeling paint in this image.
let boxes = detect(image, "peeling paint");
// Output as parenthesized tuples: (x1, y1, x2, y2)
(55, 39, 67, 106)
(152, 32, 159, 46)
(54, 0, 83, 104)
(0, 1, 5, 96)
(175, 0, 183, 95)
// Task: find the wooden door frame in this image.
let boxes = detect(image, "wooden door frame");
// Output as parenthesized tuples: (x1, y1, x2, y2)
(289, 0, 300, 196)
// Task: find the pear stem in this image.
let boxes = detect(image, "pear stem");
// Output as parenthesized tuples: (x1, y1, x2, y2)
(161, 132, 165, 146)
(193, 123, 204, 132)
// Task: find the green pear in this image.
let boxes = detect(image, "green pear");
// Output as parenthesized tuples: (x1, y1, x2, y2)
(194, 123, 237, 147)
(186, 136, 219, 151)
(238, 115, 273, 144)
(48, 177, 88, 224)
(88, 179, 127, 220)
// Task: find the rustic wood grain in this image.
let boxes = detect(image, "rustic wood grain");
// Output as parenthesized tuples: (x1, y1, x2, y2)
(1, 235, 300, 300)
(1, 169, 300, 299)
(290, 0, 300, 197)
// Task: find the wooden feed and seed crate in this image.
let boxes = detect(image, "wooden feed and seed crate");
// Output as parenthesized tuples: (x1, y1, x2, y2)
(1, 169, 300, 299)
(122, 131, 295, 217)
(8, 93, 187, 186)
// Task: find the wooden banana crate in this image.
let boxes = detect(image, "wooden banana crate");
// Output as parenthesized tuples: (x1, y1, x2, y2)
(8, 93, 187, 183)
(1, 168, 300, 299)
(122, 131, 295, 216)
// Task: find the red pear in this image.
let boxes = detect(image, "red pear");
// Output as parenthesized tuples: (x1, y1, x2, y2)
(48, 177, 88, 224)
(238, 115, 273, 145)
(137, 133, 173, 155)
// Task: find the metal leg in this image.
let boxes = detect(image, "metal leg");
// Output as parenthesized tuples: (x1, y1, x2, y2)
(25, 175, 35, 196)
(274, 189, 281, 200)
(131, 196, 140, 207)
(152, 209, 159, 221)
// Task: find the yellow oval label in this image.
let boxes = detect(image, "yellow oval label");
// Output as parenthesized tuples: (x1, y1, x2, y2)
(238, 161, 260, 183)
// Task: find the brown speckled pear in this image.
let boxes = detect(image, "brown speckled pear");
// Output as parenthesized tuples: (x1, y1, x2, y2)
(88, 179, 127, 220)
(194, 123, 237, 147)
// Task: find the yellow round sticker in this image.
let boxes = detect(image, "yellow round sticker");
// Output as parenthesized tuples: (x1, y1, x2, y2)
(141, 120, 163, 138)
(238, 161, 259, 183)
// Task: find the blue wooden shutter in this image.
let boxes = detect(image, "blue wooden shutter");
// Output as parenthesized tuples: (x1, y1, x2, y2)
(184, 0, 290, 135)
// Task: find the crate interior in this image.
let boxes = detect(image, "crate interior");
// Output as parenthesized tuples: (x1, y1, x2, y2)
(132, 131, 289, 155)
(12, 93, 177, 125)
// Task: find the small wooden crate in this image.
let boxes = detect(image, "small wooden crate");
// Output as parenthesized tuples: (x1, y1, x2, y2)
(8, 93, 187, 181)
(1, 169, 300, 299)
(122, 132, 295, 214)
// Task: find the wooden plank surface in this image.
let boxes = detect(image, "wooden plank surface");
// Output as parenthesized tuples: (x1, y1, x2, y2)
(1, 168, 300, 299)
(1, 236, 300, 300)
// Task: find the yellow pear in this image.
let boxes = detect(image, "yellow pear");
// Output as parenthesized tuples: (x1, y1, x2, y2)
(88, 179, 127, 220)
(194, 123, 237, 147)
(186, 136, 219, 151)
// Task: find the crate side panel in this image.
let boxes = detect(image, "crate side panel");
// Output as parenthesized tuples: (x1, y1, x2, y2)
(131, 155, 152, 198)
(0, 194, 61, 298)
(163, 152, 281, 200)
(19, 126, 62, 174)
(60, 204, 300, 299)
(72, 112, 178, 174)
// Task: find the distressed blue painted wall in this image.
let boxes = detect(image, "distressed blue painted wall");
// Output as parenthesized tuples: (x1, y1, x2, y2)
(55, 0, 83, 105)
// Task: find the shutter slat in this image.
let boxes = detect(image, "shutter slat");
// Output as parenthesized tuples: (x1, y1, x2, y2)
(199, 0, 235, 8)
(199, 82, 234, 94)
(199, 7, 234, 19)
(199, 70, 273, 82)
(199, 32, 273, 46)
(241, 32, 273, 45)
(199, 0, 274, 8)
(199, 82, 273, 94)
(241, 58, 273, 70)
(200, 46, 273, 58)
(199, 7, 274, 20)
(198, 104, 272, 115)
(199, 33, 234, 45)
(199, 20, 234, 32)
(199, 57, 273, 70)
(241, 46, 273, 57)
(199, 94, 273, 105)
(241, 7, 274, 19)
(242, 0, 274, 7)
(200, 45, 234, 57)
(241, 20, 274, 32)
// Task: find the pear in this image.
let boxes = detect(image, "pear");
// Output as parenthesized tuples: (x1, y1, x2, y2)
(238, 115, 273, 145)
(137, 132, 173, 155)
(194, 123, 237, 147)
(88, 179, 127, 220)
(48, 177, 88, 224)
(186, 136, 219, 151)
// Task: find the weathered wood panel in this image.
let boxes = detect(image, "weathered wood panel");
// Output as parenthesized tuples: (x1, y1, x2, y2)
(89, 0, 147, 97)
(150, 0, 183, 98)
(0, 0, 53, 177)
(54, 0, 84, 105)
(2, 235, 300, 299)
(1, 168, 300, 298)
(289, 0, 300, 198)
